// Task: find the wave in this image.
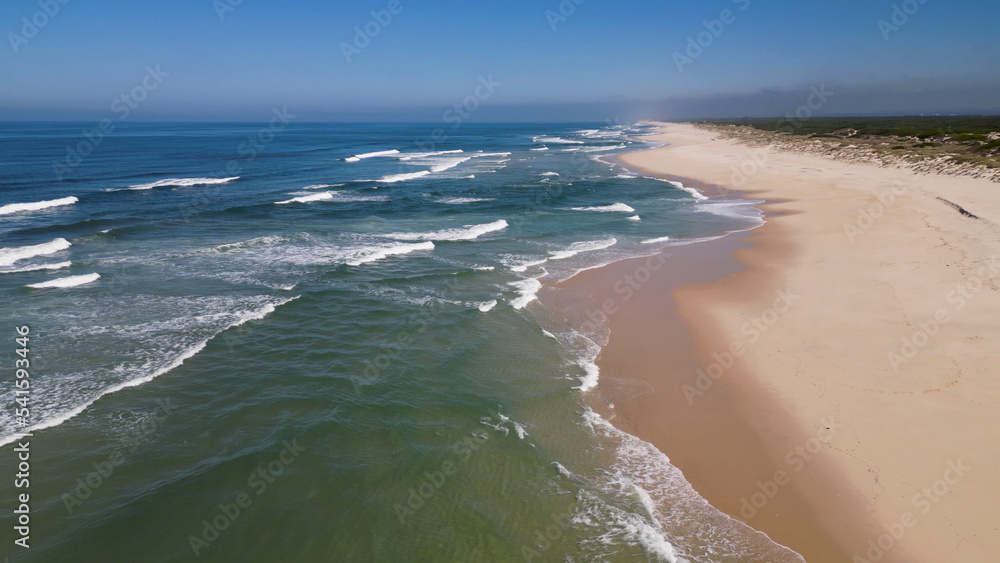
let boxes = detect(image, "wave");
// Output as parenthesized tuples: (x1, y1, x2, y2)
(569, 203, 636, 213)
(509, 277, 542, 309)
(124, 177, 239, 191)
(375, 170, 431, 183)
(579, 144, 627, 152)
(529, 147, 549, 151)
(302, 184, 344, 190)
(345, 241, 435, 266)
(382, 219, 508, 242)
(433, 197, 494, 205)
(210, 235, 286, 253)
(641, 236, 672, 244)
(653, 178, 708, 201)
(0, 297, 299, 449)
(0, 238, 71, 267)
(26, 273, 100, 289)
(540, 172, 559, 176)
(510, 258, 548, 273)
(533, 136, 584, 145)
(0, 196, 78, 216)
(579, 408, 806, 562)
(477, 300, 497, 313)
(345, 149, 400, 162)
(549, 238, 617, 261)
(398, 149, 463, 161)
(628, 215, 641, 221)
(276, 192, 336, 205)
(430, 156, 472, 172)
(275, 191, 389, 205)
(1, 261, 72, 274)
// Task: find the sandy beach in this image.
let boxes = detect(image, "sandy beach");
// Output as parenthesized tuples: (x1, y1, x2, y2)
(562, 122, 1000, 562)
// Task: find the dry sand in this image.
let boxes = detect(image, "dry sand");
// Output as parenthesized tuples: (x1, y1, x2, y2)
(562, 122, 1000, 562)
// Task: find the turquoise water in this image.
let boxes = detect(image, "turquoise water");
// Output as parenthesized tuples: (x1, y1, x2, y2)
(0, 122, 797, 561)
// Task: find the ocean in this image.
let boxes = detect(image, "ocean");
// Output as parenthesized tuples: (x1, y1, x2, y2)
(0, 121, 797, 561)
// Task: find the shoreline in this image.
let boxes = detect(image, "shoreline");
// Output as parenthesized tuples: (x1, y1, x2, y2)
(557, 122, 1000, 561)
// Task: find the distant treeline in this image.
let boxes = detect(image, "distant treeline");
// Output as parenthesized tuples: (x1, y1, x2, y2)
(695, 116, 1000, 140)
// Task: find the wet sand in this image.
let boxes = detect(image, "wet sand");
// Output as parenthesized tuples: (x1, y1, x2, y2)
(555, 122, 1000, 562)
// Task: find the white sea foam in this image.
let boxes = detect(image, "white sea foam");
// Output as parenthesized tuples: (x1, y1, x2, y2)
(210, 235, 286, 253)
(434, 197, 494, 205)
(275, 191, 388, 205)
(0, 196, 78, 216)
(125, 177, 239, 191)
(383, 219, 508, 242)
(26, 273, 100, 289)
(540, 172, 559, 176)
(276, 192, 335, 205)
(376, 170, 432, 183)
(579, 144, 627, 152)
(509, 278, 542, 309)
(628, 215, 641, 221)
(578, 408, 806, 562)
(430, 156, 472, 172)
(533, 136, 584, 144)
(345, 149, 400, 162)
(0, 297, 299, 449)
(1, 261, 72, 274)
(529, 147, 549, 151)
(302, 184, 342, 190)
(616, 174, 639, 179)
(652, 178, 708, 201)
(553, 461, 574, 478)
(345, 241, 435, 266)
(549, 238, 618, 261)
(641, 236, 672, 244)
(510, 258, 548, 273)
(696, 200, 766, 227)
(477, 300, 497, 313)
(397, 149, 463, 161)
(569, 203, 635, 213)
(0, 238, 71, 267)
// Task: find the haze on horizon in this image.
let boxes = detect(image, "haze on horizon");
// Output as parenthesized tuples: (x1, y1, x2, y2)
(1, 0, 998, 122)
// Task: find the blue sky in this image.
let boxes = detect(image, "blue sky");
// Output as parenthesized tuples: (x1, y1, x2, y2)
(2, 0, 998, 120)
